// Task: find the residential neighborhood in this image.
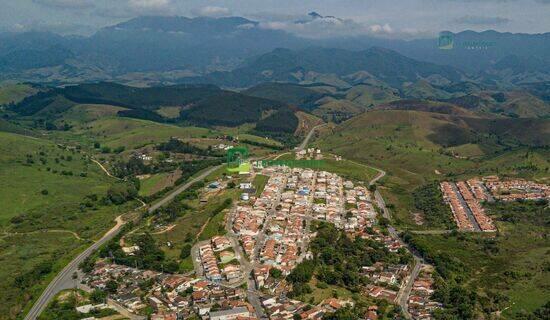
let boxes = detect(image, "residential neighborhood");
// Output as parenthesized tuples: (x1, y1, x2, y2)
(73, 161, 442, 319)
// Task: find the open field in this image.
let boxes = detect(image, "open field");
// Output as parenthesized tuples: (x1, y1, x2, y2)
(0, 232, 85, 319)
(0, 131, 142, 319)
(253, 174, 269, 196)
(70, 117, 213, 149)
(0, 132, 114, 226)
(0, 84, 38, 105)
(138, 170, 182, 197)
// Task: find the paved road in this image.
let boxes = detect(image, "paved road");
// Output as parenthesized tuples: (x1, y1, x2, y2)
(24, 215, 127, 320)
(25, 165, 222, 319)
(398, 258, 422, 319)
(361, 161, 427, 319)
(450, 182, 481, 231)
(297, 124, 326, 151)
(148, 165, 223, 214)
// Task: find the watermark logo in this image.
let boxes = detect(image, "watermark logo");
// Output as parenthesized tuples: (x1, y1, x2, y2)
(254, 159, 324, 169)
(226, 147, 250, 174)
(438, 32, 454, 50)
(438, 31, 496, 50)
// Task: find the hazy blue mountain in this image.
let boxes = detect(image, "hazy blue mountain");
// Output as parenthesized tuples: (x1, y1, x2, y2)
(75, 16, 307, 73)
(0, 16, 549, 87)
(191, 47, 463, 88)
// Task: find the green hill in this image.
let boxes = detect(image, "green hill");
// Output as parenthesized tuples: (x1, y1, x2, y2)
(10, 82, 299, 135)
(375, 99, 478, 117)
(343, 84, 400, 107)
(402, 80, 452, 100)
(243, 82, 326, 108)
(0, 83, 39, 105)
(198, 47, 463, 88)
(444, 90, 550, 118)
(180, 91, 285, 127)
(316, 110, 549, 189)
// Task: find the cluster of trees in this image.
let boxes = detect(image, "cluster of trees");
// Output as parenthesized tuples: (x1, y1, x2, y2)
(14, 260, 53, 289)
(254, 107, 299, 134)
(103, 180, 139, 205)
(489, 199, 548, 225)
(99, 233, 179, 273)
(250, 130, 300, 148)
(512, 302, 550, 320)
(241, 138, 285, 150)
(31, 118, 71, 131)
(175, 159, 222, 186)
(287, 222, 410, 297)
(403, 232, 507, 319)
(112, 156, 150, 178)
(412, 182, 455, 229)
(180, 91, 284, 127)
(154, 197, 192, 224)
(157, 138, 222, 157)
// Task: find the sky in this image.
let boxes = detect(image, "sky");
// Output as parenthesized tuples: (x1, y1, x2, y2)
(0, 0, 548, 39)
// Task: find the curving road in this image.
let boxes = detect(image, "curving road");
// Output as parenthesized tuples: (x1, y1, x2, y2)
(24, 215, 127, 320)
(297, 124, 326, 151)
(24, 165, 223, 319)
(330, 154, 423, 319)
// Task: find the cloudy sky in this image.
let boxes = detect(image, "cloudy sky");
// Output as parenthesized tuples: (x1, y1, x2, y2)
(0, 0, 548, 38)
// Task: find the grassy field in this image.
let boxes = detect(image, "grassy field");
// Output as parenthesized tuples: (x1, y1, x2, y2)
(0, 232, 85, 319)
(302, 278, 353, 305)
(253, 174, 269, 196)
(0, 132, 114, 226)
(0, 83, 38, 105)
(0, 131, 140, 319)
(70, 117, 213, 149)
(138, 170, 182, 197)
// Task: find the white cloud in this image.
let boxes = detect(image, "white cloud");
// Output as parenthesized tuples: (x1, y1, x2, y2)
(369, 24, 393, 34)
(257, 12, 396, 38)
(454, 15, 511, 25)
(33, 0, 94, 9)
(192, 6, 232, 17)
(128, 0, 172, 9)
(95, 0, 173, 18)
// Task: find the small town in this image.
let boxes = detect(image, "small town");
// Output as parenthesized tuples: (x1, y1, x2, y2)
(71, 149, 445, 320)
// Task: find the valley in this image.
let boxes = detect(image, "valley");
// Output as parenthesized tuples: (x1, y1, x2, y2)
(0, 8, 548, 320)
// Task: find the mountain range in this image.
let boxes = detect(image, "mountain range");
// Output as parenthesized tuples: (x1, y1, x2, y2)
(1, 15, 549, 88)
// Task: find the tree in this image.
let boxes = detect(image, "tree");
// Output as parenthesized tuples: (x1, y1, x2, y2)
(180, 244, 192, 259)
(90, 289, 107, 303)
(106, 279, 118, 293)
(269, 268, 283, 279)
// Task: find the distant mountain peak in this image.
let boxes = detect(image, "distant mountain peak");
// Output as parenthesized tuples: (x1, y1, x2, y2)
(111, 15, 257, 33)
(308, 12, 323, 19)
